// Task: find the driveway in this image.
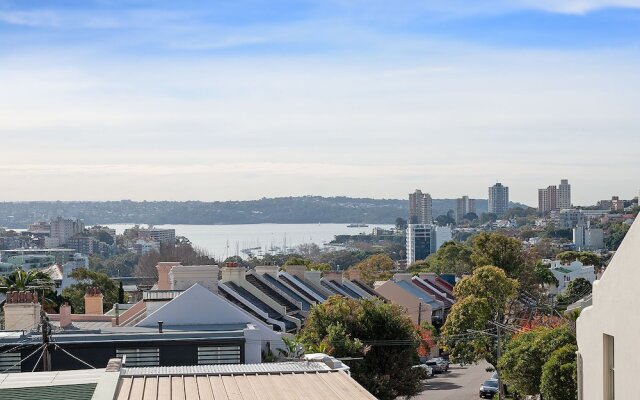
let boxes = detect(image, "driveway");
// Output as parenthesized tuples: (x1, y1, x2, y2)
(413, 360, 493, 400)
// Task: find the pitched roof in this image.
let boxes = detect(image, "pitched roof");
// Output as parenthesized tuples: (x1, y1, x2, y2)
(0, 383, 97, 400)
(116, 370, 376, 400)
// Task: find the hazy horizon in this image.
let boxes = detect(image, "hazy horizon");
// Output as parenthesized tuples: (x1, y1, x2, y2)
(2, 1, 640, 205)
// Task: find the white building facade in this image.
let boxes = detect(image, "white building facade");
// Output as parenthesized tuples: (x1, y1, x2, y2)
(576, 217, 640, 399)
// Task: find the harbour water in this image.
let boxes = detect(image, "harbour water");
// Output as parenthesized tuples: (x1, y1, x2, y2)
(104, 223, 395, 259)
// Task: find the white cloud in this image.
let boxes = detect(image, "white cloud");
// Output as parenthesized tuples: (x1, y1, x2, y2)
(514, 0, 640, 14)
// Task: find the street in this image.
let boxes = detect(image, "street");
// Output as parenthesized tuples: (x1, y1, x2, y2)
(414, 360, 493, 400)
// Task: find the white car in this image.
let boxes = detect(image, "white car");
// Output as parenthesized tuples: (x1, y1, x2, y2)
(412, 364, 434, 377)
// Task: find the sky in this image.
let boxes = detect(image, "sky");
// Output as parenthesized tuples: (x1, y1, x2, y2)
(1, 1, 640, 206)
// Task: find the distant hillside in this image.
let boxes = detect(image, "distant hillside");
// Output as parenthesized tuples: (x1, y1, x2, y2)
(0, 197, 530, 227)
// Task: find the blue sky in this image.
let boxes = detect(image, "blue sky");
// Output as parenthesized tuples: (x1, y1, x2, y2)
(1, 1, 640, 204)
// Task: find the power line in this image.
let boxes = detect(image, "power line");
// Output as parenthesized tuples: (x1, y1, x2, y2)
(0, 344, 45, 374)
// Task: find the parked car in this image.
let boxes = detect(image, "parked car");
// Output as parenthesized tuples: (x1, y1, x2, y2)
(412, 364, 434, 378)
(424, 360, 445, 373)
(432, 357, 449, 372)
(479, 379, 499, 399)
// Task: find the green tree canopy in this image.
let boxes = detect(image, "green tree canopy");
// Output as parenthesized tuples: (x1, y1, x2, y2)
(350, 254, 394, 285)
(298, 297, 423, 400)
(540, 344, 578, 400)
(533, 262, 559, 288)
(453, 266, 519, 312)
(441, 266, 518, 365)
(395, 217, 408, 231)
(0, 268, 54, 293)
(426, 241, 473, 276)
(498, 326, 575, 396)
(440, 295, 493, 364)
(470, 233, 527, 277)
(606, 222, 630, 250)
(556, 251, 602, 267)
(557, 278, 592, 306)
(62, 268, 122, 313)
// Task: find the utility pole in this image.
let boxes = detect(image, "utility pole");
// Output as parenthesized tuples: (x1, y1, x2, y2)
(496, 324, 504, 398)
(418, 302, 422, 325)
(40, 309, 51, 371)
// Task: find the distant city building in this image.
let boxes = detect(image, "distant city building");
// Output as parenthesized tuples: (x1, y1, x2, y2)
(552, 208, 609, 229)
(611, 196, 625, 212)
(406, 224, 450, 265)
(573, 225, 605, 250)
(557, 179, 571, 210)
(455, 196, 476, 222)
(134, 239, 161, 256)
(408, 190, 433, 224)
(538, 179, 570, 213)
(538, 185, 558, 213)
(488, 182, 509, 216)
(49, 217, 84, 246)
(127, 227, 176, 245)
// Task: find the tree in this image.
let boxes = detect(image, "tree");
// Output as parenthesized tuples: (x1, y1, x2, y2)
(441, 266, 518, 364)
(298, 297, 423, 400)
(435, 212, 455, 227)
(426, 241, 473, 276)
(540, 344, 578, 400)
(470, 232, 527, 278)
(395, 217, 408, 231)
(62, 268, 122, 313)
(135, 242, 217, 279)
(440, 295, 493, 364)
(533, 262, 558, 288)
(556, 251, 602, 267)
(557, 278, 592, 306)
(0, 268, 54, 292)
(463, 212, 478, 221)
(498, 326, 575, 396)
(606, 222, 630, 250)
(453, 266, 519, 312)
(350, 254, 394, 285)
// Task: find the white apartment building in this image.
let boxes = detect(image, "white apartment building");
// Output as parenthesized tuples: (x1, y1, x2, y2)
(547, 260, 598, 296)
(576, 217, 640, 399)
(574, 225, 605, 250)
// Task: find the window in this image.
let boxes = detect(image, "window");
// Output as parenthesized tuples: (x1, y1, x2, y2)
(0, 352, 21, 373)
(197, 345, 241, 365)
(116, 348, 159, 367)
(604, 334, 614, 400)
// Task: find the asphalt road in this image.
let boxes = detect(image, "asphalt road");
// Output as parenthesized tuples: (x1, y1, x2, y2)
(414, 360, 493, 400)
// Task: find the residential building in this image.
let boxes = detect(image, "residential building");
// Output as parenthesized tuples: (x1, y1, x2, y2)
(0, 248, 75, 264)
(49, 216, 84, 246)
(547, 260, 598, 295)
(455, 196, 476, 222)
(573, 225, 605, 250)
(538, 185, 558, 213)
(406, 224, 433, 265)
(557, 179, 571, 209)
(488, 182, 509, 216)
(134, 238, 161, 255)
(0, 356, 374, 400)
(576, 217, 640, 399)
(610, 196, 625, 212)
(409, 189, 433, 224)
(137, 227, 176, 244)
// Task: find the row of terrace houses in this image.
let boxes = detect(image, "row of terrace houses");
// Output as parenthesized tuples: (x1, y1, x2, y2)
(0, 260, 455, 373)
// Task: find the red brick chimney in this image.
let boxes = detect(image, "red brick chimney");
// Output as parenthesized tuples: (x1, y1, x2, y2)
(156, 262, 182, 290)
(84, 286, 104, 315)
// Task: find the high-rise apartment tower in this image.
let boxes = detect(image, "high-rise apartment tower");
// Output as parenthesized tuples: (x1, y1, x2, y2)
(408, 190, 433, 224)
(488, 183, 509, 216)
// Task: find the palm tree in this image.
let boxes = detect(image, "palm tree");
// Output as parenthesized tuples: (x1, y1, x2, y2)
(0, 268, 54, 293)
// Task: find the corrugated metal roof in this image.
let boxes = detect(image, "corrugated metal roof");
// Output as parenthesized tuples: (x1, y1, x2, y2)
(116, 371, 376, 400)
(123, 362, 331, 376)
(0, 383, 97, 400)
